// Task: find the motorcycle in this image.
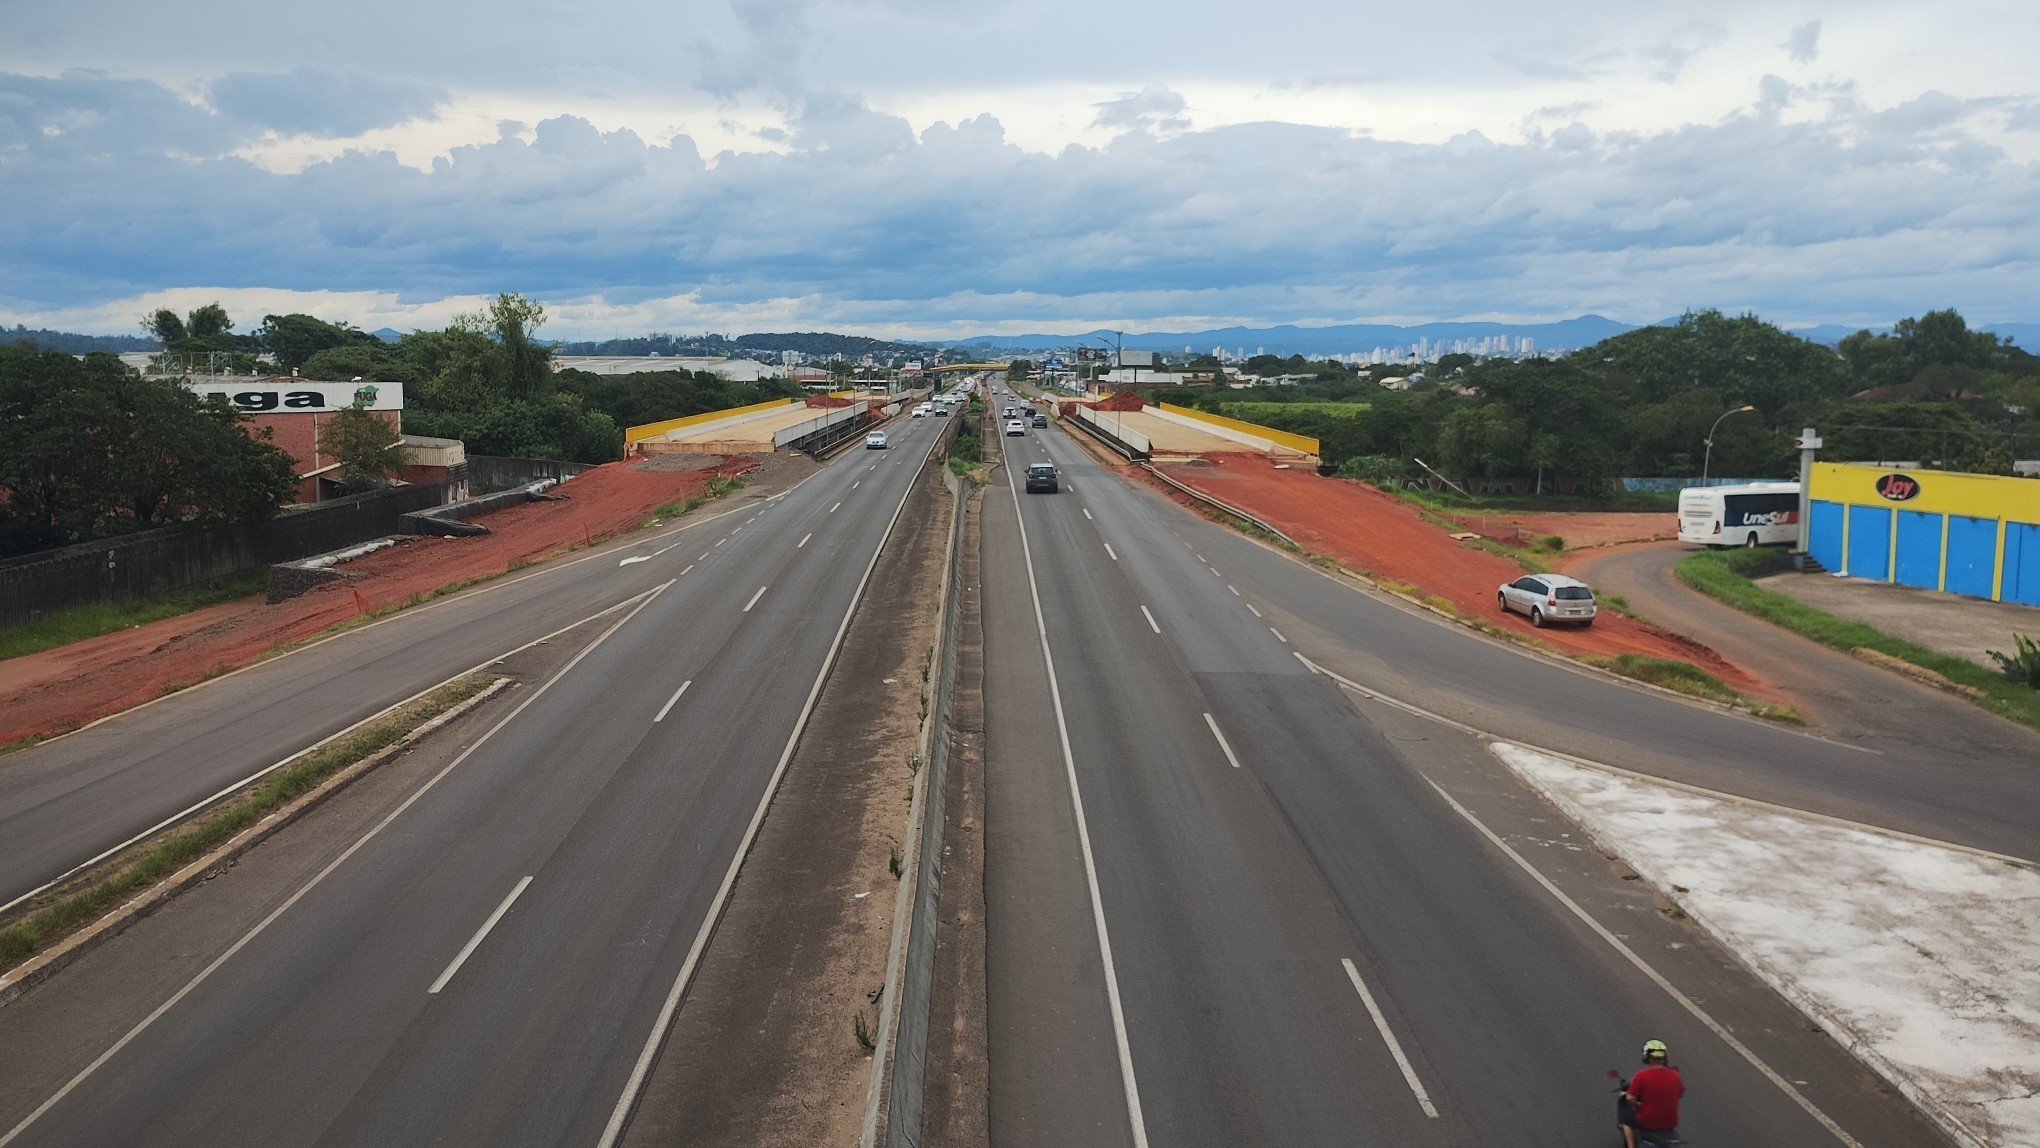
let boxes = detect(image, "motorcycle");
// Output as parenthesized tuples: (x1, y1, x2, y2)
(1610, 1070, 1688, 1147)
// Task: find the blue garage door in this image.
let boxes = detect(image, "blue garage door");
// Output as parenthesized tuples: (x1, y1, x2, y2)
(1894, 510, 1944, 590)
(1847, 505, 1891, 580)
(1809, 501, 1844, 571)
(2003, 522, 2040, 606)
(1944, 515, 1999, 600)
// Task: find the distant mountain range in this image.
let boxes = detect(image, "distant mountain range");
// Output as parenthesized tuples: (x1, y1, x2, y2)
(942, 316, 2040, 357)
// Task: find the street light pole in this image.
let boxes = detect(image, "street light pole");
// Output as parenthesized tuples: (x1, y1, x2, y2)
(1701, 404, 1756, 485)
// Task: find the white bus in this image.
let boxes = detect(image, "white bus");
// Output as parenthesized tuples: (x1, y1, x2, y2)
(1678, 482, 1801, 548)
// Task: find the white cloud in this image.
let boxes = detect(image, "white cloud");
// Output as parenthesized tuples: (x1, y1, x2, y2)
(1782, 19, 1823, 65)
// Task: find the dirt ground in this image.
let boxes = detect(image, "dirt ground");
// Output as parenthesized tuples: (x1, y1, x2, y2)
(1754, 567, 2040, 670)
(0, 452, 816, 746)
(1448, 509, 1677, 551)
(1151, 453, 1771, 697)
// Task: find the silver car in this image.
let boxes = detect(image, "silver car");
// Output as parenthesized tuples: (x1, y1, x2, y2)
(1497, 574, 1597, 627)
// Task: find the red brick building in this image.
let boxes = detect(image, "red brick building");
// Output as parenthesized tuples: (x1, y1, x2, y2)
(185, 377, 404, 502)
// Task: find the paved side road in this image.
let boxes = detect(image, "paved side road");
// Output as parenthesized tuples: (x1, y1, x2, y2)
(1570, 541, 2035, 760)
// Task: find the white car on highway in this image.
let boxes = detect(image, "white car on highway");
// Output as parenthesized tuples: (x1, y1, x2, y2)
(1004, 419, 1025, 436)
(865, 431, 889, 449)
(1497, 574, 1597, 627)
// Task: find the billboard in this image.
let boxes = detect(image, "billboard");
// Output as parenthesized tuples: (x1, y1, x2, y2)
(185, 380, 404, 413)
(1120, 350, 1156, 368)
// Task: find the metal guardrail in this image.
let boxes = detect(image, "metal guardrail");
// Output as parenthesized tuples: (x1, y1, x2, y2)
(1142, 463, 1297, 546)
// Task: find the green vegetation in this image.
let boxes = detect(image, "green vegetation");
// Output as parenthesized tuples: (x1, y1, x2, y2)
(1677, 549, 2040, 731)
(1581, 653, 1803, 724)
(0, 346, 298, 557)
(0, 674, 495, 967)
(0, 571, 270, 662)
(1222, 401, 1369, 421)
(1990, 634, 2040, 689)
(1163, 308, 2039, 496)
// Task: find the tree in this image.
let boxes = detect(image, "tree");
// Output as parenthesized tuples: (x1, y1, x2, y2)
(187, 303, 233, 340)
(258, 313, 379, 370)
(145, 308, 187, 344)
(301, 344, 409, 382)
(458, 293, 551, 400)
(317, 405, 403, 489)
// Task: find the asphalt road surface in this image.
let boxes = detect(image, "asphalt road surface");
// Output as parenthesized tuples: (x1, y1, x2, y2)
(980, 416, 1961, 1146)
(0, 411, 948, 1147)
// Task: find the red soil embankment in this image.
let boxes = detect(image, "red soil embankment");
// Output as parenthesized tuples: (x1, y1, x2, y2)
(0, 455, 756, 744)
(1449, 510, 1677, 551)
(1155, 453, 1771, 697)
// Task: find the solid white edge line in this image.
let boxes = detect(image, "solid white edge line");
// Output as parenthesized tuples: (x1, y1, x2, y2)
(1202, 713, 1244, 770)
(0, 581, 677, 1148)
(1005, 461, 1152, 1147)
(597, 418, 948, 1148)
(652, 680, 692, 723)
(798, 533, 811, 549)
(1140, 605, 1161, 634)
(0, 589, 659, 919)
(742, 585, 768, 612)
(1104, 543, 1119, 561)
(427, 875, 534, 994)
(1340, 958, 1440, 1119)
(1417, 774, 1863, 1146)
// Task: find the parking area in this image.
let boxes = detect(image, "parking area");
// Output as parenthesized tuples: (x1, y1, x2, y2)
(1756, 568, 2040, 669)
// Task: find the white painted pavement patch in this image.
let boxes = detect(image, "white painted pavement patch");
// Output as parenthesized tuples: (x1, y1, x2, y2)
(1492, 743, 2040, 1148)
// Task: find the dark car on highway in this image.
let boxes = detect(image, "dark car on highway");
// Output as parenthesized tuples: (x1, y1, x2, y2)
(1025, 462, 1058, 493)
(1031, 414, 1047, 428)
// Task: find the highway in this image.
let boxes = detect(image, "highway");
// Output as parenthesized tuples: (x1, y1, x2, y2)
(0, 411, 920, 915)
(980, 411, 1958, 1145)
(0, 410, 948, 1146)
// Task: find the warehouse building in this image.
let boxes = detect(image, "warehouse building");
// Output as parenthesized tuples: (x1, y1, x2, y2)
(1806, 462, 2040, 606)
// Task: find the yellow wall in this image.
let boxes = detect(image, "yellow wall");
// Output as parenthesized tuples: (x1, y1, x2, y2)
(624, 398, 797, 445)
(1809, 462, 2040, 523)
(1155, 402, 1321, 457)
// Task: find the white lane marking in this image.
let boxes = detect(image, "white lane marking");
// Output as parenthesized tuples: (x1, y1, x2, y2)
(1211, 566, 1222, 577)
(428, 876, 534, 995)
(732, 526, 743, 535)
(1104, 543, 1119, 561)
(1195, 554, 1205, 563)
(653, 680, 692, 723)
(1228, 584, 1241, 597)
(1203, 713, 1244, 770)
(0, 583, 677, 1148)
(1003, 450, 1151, 1148)
(1246, 602, 1262, 618)
(618, 555, 651, 567)
(743, 585, 768, 612)
(1418, 778, 1862, 1145)
(699, 552, 710, 561)
(1269, 627, 1288, 644)
(1341, 959, 1440, 1119)
(798, 533, 812, 549)
(1082, 508, 1094, 520)
(831, 502, 842, 513)
(679, 564, 694, 577)
(603, 407, 946, 1148)
(1140, 605, 1161, 634)
(714, 538, 726, 548)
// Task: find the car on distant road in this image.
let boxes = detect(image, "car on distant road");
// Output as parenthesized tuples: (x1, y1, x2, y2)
(934, 405, 949, 416)
(1004, 419, 1025, 436)
(1025, 463, 1058, 493)
(866, 431, 889, 449)
(1497, 574, 1597, 627)
(911, 404, 929, 418)
(1031, 414, 1048, 428)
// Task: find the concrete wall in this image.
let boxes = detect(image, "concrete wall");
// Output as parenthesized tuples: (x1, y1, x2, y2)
(0, 482, 451, 627)
(466, 455, 592, 495)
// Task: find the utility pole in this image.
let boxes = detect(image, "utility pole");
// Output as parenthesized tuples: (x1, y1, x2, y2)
(1793, 427, 1822, 567)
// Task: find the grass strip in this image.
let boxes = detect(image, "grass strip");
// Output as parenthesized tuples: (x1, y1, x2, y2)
(0, 673, 496, 969)
(1580, 652, 1803, 724)
(0, 570, 270, 662)
(1676, 549, 2040, 732)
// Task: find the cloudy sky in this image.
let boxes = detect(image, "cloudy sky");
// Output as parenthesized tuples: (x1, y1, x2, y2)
(3, 1, 2036, 339)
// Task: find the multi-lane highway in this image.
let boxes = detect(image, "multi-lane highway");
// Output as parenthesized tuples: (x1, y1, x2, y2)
(979, 409, 1963, 1145)
(0, 408, 949, 1146)
(1, 385, 2010, 1145)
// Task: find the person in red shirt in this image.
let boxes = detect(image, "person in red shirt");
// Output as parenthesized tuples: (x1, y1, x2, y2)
(1621, 1039, 1685, 1147)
